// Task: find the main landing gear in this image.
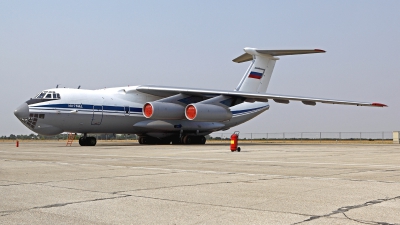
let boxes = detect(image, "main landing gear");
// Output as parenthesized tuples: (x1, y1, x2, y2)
(181, 135, 206, 144)
(79, 134, 97, 146)
(138, 135, 206, 145)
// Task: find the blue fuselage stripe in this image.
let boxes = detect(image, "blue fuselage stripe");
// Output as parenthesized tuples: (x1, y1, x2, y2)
(32, 104, 268, 115)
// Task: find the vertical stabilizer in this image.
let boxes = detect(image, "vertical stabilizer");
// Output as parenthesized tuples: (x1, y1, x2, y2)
(233, 48, 325, 93)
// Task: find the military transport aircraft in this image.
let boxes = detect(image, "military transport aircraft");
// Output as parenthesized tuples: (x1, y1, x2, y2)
(14, 48, 387, 146)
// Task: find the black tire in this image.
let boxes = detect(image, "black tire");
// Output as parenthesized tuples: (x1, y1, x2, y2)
(171, 138, 181, 144)
(142, 137, 149, 144)
(158, 138, 171, 145)
(237, 147, 241, 152)
(88, 137, 97, 146)
(79, 137, 86, 146)
(199, 136, 206, 144)
(183, 136, 193, 144)
(141, 137, 158, 145)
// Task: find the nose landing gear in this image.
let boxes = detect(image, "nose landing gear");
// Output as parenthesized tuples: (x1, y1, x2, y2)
(79, 134, 97, 146)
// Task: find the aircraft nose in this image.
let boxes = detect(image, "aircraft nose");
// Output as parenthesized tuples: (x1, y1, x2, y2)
(14, 103, 29, 119)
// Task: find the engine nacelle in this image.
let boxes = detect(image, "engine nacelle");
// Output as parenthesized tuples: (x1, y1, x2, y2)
(143, 102, 185, 120)
(185, 104, 232, 122)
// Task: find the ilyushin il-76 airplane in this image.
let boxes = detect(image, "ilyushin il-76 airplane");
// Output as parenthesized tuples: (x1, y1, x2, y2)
(14, 48, 387, 146)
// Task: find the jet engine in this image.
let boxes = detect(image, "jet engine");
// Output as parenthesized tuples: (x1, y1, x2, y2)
(143, 102, 185, 120)
(185, 104, 232, 122)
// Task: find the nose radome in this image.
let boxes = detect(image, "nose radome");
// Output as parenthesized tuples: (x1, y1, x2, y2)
(14, 103, 29, 119)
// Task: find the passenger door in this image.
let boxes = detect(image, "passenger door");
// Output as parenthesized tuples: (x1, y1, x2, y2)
(91, 105, 103, 125)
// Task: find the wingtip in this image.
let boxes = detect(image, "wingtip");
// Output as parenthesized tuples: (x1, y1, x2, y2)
(314, 49, 326, 53)
(372, 103, 388, 107)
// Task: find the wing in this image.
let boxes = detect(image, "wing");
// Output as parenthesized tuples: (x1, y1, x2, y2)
(134, 85, 387, 107)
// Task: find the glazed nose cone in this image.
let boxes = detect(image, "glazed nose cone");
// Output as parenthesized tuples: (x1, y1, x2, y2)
(14, 103, 29, 119)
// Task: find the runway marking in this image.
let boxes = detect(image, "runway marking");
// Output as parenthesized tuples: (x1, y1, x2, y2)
(1, 150, 400, 169)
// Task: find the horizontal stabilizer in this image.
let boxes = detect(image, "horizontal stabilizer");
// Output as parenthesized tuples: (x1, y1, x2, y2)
(233, 49, 325, 63)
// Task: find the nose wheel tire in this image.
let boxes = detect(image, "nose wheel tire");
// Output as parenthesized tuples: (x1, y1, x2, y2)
(79, 137, 97, 146)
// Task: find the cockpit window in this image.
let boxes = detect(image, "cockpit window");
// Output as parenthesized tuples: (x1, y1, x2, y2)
(35, 91, 61, 99)
(37, 92, 46, 98)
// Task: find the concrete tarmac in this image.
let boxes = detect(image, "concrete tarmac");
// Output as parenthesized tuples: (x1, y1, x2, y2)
(1, 141, 400, 224)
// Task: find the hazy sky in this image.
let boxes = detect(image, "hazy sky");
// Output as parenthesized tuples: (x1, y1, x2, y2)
(1, 1, 399, 136)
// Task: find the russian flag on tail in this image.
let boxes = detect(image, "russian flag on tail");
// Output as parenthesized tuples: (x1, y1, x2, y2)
(248, 68, 265, 79)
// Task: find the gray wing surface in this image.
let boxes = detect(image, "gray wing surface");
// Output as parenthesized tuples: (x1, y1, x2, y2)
(135, 85, 387, 107)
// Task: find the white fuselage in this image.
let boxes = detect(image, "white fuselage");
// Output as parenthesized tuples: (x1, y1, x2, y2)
(17, 86, 269, 137)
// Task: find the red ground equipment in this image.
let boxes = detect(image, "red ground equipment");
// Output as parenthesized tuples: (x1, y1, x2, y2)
(16, 140, 19, 147)
(230, 131, 241, 152)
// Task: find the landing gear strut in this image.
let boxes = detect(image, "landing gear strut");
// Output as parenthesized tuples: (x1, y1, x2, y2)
(79, 134, 97, 146)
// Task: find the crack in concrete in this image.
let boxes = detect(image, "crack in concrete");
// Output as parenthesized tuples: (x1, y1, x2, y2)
(113, 177, 283, 194)
(293, 196, 400, 225)
(0, 171, 177, 187)
(0, 194, 131, 216)
(342, 212, 396, 225)
(129, 194, 314, 218)
(2, 158, 400, 184)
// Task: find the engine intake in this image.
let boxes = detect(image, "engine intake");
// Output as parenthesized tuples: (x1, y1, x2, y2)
(185, 104, 232, 122)
(143, 102, 185, 120)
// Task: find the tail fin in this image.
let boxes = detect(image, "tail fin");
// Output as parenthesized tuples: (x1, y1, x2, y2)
(234, 48, 325, 93)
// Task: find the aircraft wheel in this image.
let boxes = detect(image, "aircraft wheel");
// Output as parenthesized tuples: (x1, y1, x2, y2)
(142, 137, 149, 144)
(138, 137, 144, 144)
(158, 138, 171, 145)
(183, 135, 193, 144)
(79, 137, 87, 146)
(87, 137, 97, 146)
(171, 138, 181, 144)
(140, 136, 158, 145)
(171, 136, 181, 144)
(199, 136, 206, 144)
